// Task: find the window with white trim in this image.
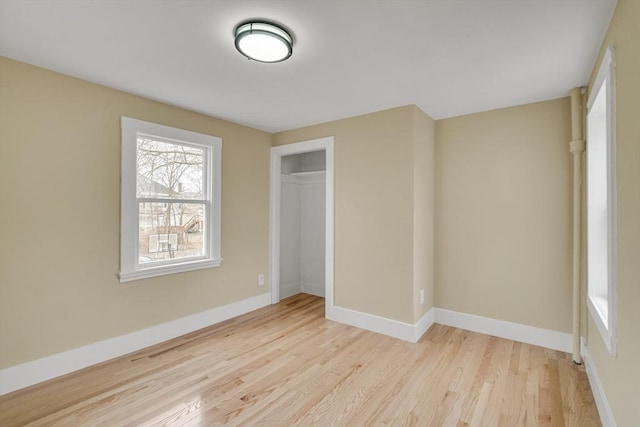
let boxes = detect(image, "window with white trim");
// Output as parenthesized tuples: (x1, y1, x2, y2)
(586, 46, 616, 354)
(119, 117, 222, 282)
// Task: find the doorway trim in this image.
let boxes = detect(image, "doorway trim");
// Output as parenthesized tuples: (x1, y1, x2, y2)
(270, 137, 334, 318)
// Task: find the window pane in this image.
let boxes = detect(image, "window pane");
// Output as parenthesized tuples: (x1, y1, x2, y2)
(587, 80, 609, 322)
(136, 138, 204, 199)
(138, 202, 205, 263)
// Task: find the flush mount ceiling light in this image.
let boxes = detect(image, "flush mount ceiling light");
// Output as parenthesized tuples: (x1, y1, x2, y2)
(234, 21, 293, 63)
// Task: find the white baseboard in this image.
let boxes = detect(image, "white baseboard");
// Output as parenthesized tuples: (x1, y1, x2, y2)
(328, 305, 435, 343)
(0, 297, 576, 397)
(302, 281, 325, 298)
(414, 308, 436, 342)
(329, 306, 416, 342)
(433, 308, 572, 353)
(0, 292, 271, 396)
(327, 305, 569, 352)
(279, 283, 302, 299)
(581, 339, 616, 427)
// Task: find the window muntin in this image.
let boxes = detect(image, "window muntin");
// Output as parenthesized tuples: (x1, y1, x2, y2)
(120, 117, 222, 282)
(586, 46, 616, 355)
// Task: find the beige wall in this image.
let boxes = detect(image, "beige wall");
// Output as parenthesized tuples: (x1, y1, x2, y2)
(3, 18, 635, 421)
(0, 57, 271, 369)
(435, 98, 573, 333)
(412, 107, 435, 322)
(584, 0, 640, 424)
(273, 106, 420, 323)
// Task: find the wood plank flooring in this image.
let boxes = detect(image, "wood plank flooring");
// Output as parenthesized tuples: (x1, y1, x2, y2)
(0, 293, 600, 426)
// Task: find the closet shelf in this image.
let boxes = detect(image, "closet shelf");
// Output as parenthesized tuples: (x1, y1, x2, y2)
(287, 170, 326, 177)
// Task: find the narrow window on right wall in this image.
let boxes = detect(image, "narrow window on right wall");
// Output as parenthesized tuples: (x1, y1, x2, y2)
(586, 45, 616, 355)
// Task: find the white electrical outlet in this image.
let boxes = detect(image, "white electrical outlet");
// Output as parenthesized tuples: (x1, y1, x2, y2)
(419, 289, 424, 305)
(258, 274, 265, 286)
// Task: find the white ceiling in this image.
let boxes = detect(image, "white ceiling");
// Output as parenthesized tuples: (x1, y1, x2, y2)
(0, 0, 616, 133)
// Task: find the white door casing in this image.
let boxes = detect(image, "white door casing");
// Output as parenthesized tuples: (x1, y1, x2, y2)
(270, 137, 335, 318)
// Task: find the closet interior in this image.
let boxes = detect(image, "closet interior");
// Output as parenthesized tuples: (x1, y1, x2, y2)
(279, 150, 326, 299)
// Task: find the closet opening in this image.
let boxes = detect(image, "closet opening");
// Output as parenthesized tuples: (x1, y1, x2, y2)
(270, 137, 334, 318)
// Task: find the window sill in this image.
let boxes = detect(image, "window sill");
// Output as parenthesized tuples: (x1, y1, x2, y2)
(119, 258, 222, 283)
(587, 295, 616, 355)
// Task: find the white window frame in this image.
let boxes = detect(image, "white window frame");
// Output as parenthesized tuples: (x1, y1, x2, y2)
(119, 117, 222, 283)
(586, 46, 616, 355)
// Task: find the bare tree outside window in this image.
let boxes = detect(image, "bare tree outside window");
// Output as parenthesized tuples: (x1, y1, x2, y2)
(136, 138, 206, 262)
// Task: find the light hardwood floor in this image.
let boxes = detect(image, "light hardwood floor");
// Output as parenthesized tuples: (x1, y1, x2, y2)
(0, 293, 600, 426)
